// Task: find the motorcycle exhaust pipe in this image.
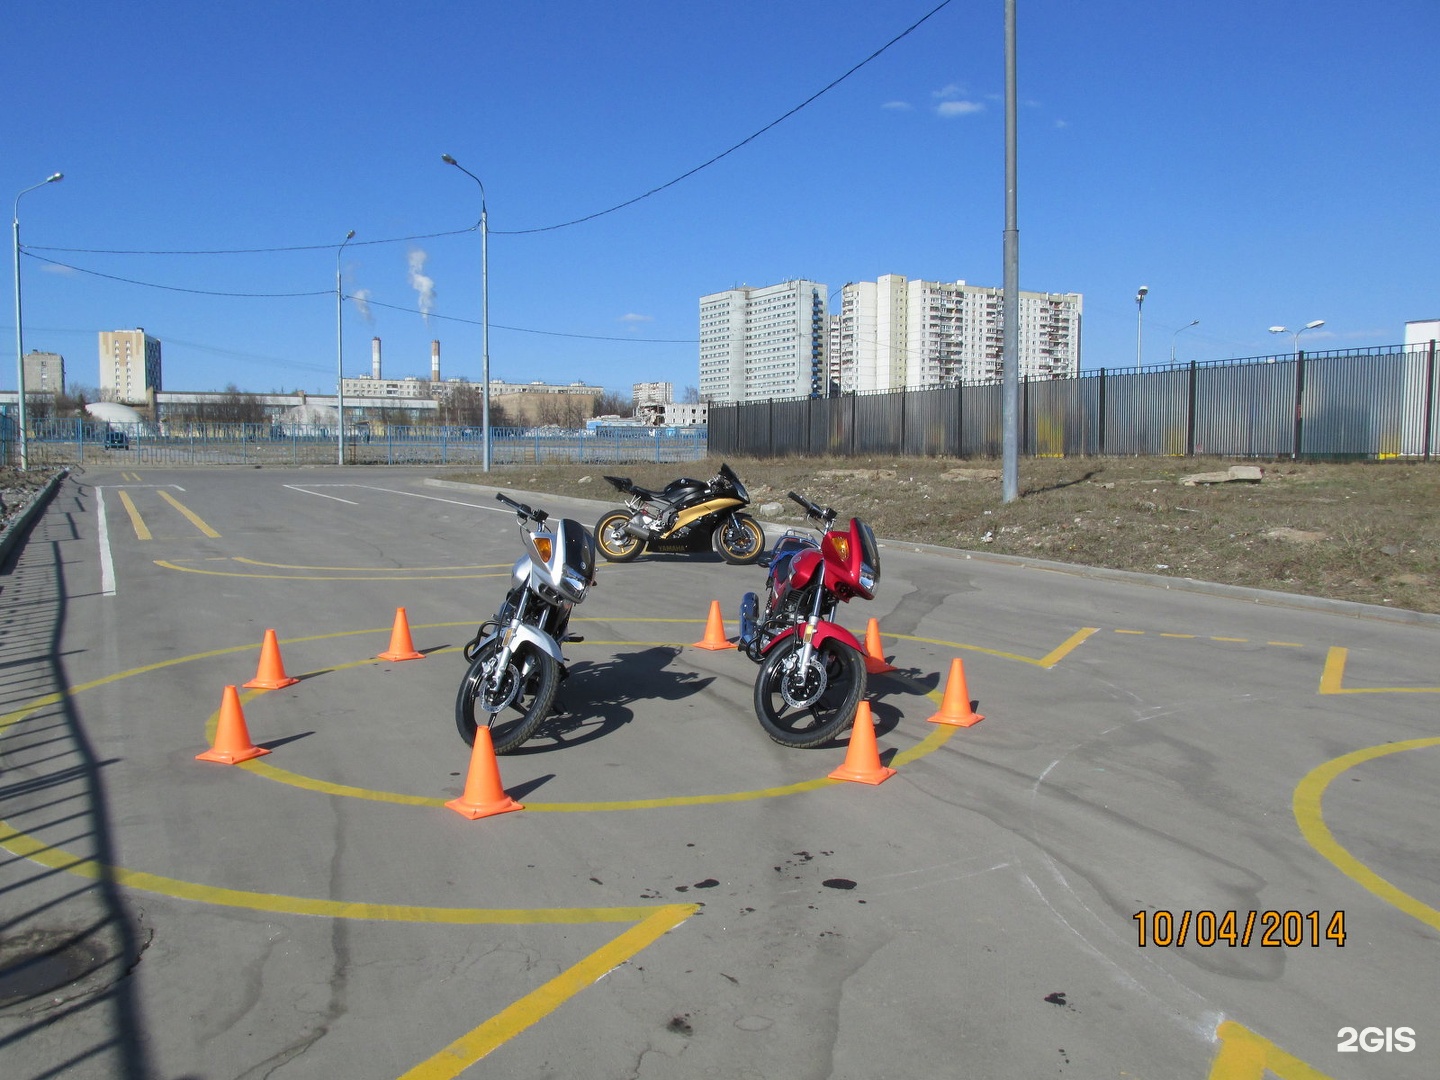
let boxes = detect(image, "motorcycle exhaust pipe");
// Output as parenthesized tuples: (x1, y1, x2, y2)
(623, 519, 653, 540)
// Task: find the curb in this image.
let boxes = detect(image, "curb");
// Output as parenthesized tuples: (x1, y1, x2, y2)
(0, 468, 69, 572)
(423, 477, 1440, 631)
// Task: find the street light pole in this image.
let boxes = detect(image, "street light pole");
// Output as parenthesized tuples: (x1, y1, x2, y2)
(1134, 285, 1149, 372)
(442, 153, 491, 472)
(1269, 319, 1325, 358)
(336, 229, 355, 466)
(1170, 319, 1200, 364)
(12, 172, 63, 471)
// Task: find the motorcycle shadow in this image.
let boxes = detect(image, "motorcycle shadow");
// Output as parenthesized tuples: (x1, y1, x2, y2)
(506, 646, 715, 754)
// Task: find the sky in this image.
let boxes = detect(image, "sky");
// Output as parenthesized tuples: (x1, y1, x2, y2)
(6, 0, 1438, 398)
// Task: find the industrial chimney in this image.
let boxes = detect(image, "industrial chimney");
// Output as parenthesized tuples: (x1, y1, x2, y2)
(431, 340, 440, 383)
(371, 337, 382, 379)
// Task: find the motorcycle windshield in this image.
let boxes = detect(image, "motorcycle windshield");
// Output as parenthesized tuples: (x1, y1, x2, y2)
(855, 518, 881, 593)
(719, 462, 748, 502)
(556, 518, 596, 602)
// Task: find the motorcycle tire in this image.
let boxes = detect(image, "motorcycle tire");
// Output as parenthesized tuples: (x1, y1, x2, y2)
(595, 510, 643, 562)
(753, 636, 867, 748)
(455, 639, 560, 754)
(715, 513, 765, 565)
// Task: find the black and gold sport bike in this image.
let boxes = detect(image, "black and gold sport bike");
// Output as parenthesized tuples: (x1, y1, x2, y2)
(593, 462, 765, 565)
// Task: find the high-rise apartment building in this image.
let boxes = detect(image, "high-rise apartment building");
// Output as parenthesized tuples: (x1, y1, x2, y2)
(22, 351, 65, 397)
(835, 276, 1082, 392)
(699, 280, 829, 402)
(632, 381, 673, 406)
(99, 329, 163, 405)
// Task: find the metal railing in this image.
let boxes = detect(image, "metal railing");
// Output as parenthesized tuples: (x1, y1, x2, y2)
(2, 421, 707, 469)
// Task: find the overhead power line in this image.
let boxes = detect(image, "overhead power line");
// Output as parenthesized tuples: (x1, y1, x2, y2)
(24, 0, 955, 253)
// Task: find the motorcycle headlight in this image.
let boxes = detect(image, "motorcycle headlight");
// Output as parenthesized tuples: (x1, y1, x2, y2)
(561, 566, 589, 600)
(859, 569, 876, 594)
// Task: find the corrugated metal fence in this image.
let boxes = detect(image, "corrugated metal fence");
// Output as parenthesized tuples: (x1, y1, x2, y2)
(709, 343, 1439, 459)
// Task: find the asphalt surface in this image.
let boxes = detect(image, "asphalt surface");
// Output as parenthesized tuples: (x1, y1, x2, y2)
(1, 465, 1437, 1080)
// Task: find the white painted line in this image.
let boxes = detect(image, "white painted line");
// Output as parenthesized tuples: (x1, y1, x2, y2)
(283, 484, 360, 505)
(97, 488, 117, 597)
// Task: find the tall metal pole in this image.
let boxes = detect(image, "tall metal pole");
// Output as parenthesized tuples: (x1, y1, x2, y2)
(12, 172, 62, 471)
(1001, 0, 1020, 504)
(336, 229, 354, 466)
(1170, 319, 1199, 364)
(442, 154, 491, 472)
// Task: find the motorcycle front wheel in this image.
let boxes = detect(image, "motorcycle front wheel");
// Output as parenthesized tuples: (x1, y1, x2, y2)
(753, 636, 867, 748)
(455, 639, 560, 754)
(715, 513, 765, 565)
(594, 510, 642, 562)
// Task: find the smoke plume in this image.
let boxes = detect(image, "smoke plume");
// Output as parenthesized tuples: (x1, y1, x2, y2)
(408, 248, 436, 323)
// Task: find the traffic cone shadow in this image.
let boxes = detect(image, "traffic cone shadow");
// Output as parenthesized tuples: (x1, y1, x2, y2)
(828, 701, 896, 785)
(244, 628, 299, 690)
(378, 607, 425, 662)
(927, 658, 984, 727)
(863, 617, 897, 674)
(445, 727, 524, 819)
(692, 600, 737, 650)
(197, 685, 271, 764)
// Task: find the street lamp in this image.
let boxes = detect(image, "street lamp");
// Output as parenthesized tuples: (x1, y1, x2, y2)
(1170, 319, 1200, 364)
(336, 229, 355, 465)
(441, 153, 490, 472)
(12, 171, 63, 471)
(1269, 319, 1325, 358)
(1135, 285, 1149, 372)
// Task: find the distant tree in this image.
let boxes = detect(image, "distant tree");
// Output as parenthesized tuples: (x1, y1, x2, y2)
(681, 385, 699, 404)
(593, 389, 633, 417)
(441, 382, 510, 428)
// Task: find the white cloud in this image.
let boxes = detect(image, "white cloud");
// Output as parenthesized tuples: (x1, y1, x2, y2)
(933, 83, 966, 99)
(349, 287, 373, 323)
(620, 313, 654, 324)
(882, 100, 913, 111)
(937, 100, 985, 117)
(1054, 118, 1069, 129)
(40, 263, 77, 275)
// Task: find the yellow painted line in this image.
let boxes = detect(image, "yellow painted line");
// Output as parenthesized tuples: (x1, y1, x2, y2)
(1293, 737, 1440, 933)
(1319, 646, 1440, 694)
(1208, 1020, 1336, 1080)
(158, 489, 221, 538)
(1159, 632, 1196, 639)
(116, 490, 152, 540)
(893, 626, 1098, 669)
(1211, 636, 1248, 643)
(1115, 629, 1145, 635)
(0, 814, 698, 1079)
(399, 904, 698, 1079)
(233, 557, 512, 572)
(1034, 627, 1099, 668)
(1267, 641, 1303, 648)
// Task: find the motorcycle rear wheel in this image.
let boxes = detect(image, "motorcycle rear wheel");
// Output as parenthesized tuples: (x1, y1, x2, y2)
(455, 639, 560, 754)
(595, 510, 642, 562)
(716, 513, 765, 565)
(753, 636, 867, 748)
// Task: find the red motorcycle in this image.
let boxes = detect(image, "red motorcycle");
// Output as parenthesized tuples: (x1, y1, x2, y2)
(737, 492, 881, 747)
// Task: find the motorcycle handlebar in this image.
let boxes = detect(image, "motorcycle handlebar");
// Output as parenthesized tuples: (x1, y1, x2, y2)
(495, 492, 548, 524)
(787, 491, 836, 525)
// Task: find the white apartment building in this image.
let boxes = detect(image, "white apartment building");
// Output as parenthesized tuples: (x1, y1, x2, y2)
(699, 280, 829, 402)
(633, 381, 673, 406)
(99, 329, 163, 405)
(835, 276, 1082, 392)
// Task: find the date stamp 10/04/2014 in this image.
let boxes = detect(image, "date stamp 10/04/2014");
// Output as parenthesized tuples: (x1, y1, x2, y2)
(1132, 909, 1346, 948)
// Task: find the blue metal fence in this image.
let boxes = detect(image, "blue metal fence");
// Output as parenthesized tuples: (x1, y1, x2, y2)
(2, 421, 707, 469)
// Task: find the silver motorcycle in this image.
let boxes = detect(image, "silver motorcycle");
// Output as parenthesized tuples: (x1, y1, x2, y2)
(455, 493, 597, 753)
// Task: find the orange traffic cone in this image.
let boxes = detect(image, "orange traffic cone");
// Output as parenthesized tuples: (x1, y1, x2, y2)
(445, 727, 524, 819)
(244, 628, 299, 690)
(927, 658, 984, 727)
(863, 618, 897, 674)
(828, 701, 896, 785)
(692, 600, 737, 650)
(378, 607, 425, 661)
(197, 685, 271, 764)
